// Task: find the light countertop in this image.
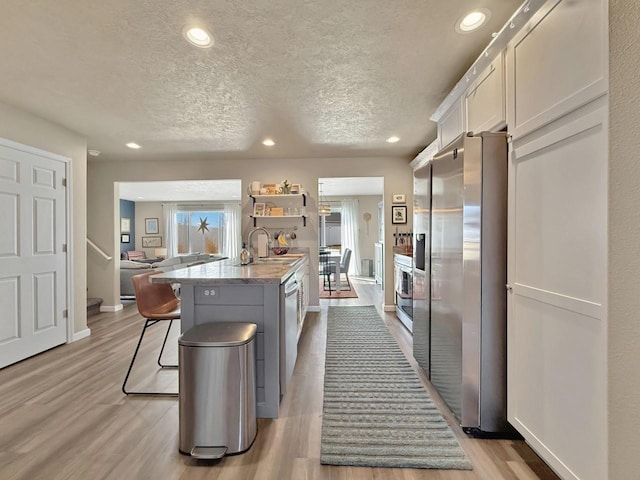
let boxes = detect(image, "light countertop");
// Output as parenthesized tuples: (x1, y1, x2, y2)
(150, 254, 307, 285)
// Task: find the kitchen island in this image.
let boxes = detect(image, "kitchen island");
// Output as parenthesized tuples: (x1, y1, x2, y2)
(151, 252, 309, 418)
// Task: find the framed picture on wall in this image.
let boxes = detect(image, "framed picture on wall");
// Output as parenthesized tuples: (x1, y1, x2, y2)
(142, 236, 162, 248)
(120, 234, 130, 243)
(253, 203, 266, 217)
(120, 217, 131, 233)
(391, 205, 407, 224)
(145, 217, 159, 234)
(392, 193, 406, 204)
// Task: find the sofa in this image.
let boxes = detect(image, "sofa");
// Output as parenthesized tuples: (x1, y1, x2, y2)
(120, 253, 227, 297)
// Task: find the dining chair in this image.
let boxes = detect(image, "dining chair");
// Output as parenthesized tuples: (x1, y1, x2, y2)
(122, 270, 180, 396)
(319, 250, 333, 295)
(327, 248, 352, 291)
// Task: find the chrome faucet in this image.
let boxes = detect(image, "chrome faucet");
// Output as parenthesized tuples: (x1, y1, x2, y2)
(247, 227, 271, 261)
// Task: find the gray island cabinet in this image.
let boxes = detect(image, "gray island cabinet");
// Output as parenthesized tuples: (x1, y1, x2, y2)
(151, 253, 308, 418)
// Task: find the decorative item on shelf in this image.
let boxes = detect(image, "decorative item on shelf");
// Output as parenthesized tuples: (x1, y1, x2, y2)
(318, 182, 331, 216)
(280, 179, 291, 194)
(392, 193, 406, 204)
(290, 183, 301, 194)
(253, 203, 266, 216)
(251, 181, 261, 195)
(270, 207, 284, 216)
(263, 183, 277, 195)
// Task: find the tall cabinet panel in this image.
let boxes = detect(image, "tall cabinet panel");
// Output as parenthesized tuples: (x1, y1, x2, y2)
(437, 97, 464, 149)
(508, 107, 607, 480)
(507, 0, 608, 141)
(465, 52, 506, 134)
(506, 0, 608, 478)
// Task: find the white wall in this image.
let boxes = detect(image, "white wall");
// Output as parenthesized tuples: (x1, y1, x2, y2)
(0, 101, 87, 335)
(88, 157, 413, 309)
(608, 0, 640, 476)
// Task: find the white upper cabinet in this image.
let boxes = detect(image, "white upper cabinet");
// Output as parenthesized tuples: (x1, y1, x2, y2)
(437, 96, 464, 149)
(506, 0, 608, 140)
(465, 52, 506, 134)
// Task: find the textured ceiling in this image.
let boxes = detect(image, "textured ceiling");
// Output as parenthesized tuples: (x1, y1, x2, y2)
(0, 0, 521, 163)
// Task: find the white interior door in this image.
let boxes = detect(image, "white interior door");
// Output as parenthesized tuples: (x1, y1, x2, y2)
(0, 140, 68, 369)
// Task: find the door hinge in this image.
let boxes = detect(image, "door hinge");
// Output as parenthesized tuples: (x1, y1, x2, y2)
(62, 243, 67, 253)
(62, 309, 68, 319)
(62, 178, 67, 187)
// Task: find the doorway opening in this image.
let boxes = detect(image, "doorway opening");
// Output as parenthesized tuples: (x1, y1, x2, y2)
(317, 177, 384, 295)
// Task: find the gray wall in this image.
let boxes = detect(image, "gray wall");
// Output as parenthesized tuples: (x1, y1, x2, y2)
(609, 0, 640, 476)
(88, 157, 413, 310)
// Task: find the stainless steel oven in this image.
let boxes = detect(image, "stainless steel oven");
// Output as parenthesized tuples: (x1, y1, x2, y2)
(394, 253, 413, 332)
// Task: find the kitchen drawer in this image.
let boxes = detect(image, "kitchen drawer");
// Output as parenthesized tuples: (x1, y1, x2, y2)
(194, 285, 264, 305)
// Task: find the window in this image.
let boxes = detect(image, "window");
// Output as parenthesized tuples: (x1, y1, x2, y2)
(176, 208, 226, 254)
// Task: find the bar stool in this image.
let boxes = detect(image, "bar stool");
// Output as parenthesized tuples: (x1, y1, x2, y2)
(122, 270, 180, 396)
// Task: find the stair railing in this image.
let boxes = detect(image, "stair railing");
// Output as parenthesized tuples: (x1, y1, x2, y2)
(87, 238, 112, 261)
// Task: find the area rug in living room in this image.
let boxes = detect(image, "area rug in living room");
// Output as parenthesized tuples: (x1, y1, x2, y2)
(319, 284, 358, 299)
(320, 305, 472, 470)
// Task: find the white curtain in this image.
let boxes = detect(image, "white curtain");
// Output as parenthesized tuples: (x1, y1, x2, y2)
(223, 202, 242, 259)
(341, 199, 361, 275)
(163, 203, 178, 258)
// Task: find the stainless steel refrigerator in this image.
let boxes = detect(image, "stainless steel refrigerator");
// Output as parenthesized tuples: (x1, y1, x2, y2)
(412, 162, 431, 376)
(415, 131, 510, 435)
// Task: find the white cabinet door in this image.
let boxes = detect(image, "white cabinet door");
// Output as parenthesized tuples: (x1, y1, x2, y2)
(465, 52, 505, 133)
(437, 97, 464, 148)
(507, 107, 607, 480)
(506, 0, 608, 140)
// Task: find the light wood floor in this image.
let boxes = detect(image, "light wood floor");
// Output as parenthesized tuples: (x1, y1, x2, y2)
(0, 277, 559, 480)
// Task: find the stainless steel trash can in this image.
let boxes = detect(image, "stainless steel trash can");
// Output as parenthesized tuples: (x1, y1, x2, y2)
(178, 322, 257, 459)
(361, 258, 373, 277)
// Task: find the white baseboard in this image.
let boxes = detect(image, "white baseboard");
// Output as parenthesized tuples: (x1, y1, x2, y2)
(383, 304, 395, 312)
(307, 306, 321, 312)
(71, 328, 91, 342)
(100, 303, 124, 312)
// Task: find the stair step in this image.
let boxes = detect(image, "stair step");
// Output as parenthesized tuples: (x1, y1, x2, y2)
(87, 297, 103, 316)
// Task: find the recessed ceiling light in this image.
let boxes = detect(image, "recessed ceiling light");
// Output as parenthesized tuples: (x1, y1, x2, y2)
(386, 136, 400, 143)
(456, 9, 491, 33)
(87, 149, 101, 156)
(182, 25, 214, 48)
(262, 138, 275, 146)
(126, 142, 141, 149)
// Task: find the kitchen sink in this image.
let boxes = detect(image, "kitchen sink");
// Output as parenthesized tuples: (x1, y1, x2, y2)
(234, 258, 297, 266)
(252, 258, 297, 264)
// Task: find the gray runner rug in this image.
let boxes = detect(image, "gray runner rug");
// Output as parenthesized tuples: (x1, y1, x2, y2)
(320, 305, 472, 470)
